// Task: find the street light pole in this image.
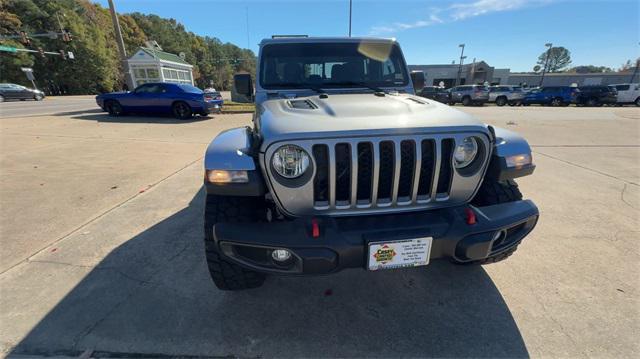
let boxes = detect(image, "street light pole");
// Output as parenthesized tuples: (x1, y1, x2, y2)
(108, 0, 134, 90)
(539, 42, 552, 87)
(348, 0, 352, 37)
(456, 44, 465, 86)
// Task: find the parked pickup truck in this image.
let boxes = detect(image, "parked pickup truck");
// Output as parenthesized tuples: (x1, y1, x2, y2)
(203, 36, 539, 290)
(610, 83, 640, 106)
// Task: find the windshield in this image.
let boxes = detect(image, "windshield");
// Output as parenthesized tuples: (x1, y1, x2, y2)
(259, 41, 409, 90)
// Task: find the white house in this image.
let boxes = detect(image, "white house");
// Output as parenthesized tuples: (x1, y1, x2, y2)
(127, 47, 194, 86)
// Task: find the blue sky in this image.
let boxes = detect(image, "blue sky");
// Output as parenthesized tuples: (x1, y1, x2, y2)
(97, 0, 639, 72)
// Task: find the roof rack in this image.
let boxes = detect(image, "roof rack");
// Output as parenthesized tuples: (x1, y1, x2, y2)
(271, 35, 309, 39)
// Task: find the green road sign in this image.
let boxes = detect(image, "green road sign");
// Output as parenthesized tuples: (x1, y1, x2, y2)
(0, 45, 18, 53)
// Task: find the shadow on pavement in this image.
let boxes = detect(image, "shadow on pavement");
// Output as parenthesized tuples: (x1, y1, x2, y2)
(54, 109, 212, 124)
(10, 189, 528, 357)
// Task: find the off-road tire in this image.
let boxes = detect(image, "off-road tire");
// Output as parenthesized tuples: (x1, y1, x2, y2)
(172, 101, 192, 119)
(471, 179, 522, 207)
(454, 179, 523, 265)
(204, 195, 266, 290)
(462, 96, 472, 106)
(495, 96, 507, 106)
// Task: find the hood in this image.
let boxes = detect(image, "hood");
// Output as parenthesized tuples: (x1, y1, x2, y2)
(258, 93, 488, 149)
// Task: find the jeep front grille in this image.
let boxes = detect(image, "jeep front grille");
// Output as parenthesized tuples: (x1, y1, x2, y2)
(263, 133, 491, 216)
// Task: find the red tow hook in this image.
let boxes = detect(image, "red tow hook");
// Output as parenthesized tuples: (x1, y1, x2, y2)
(465, 207, 477, 225)
(311, 218, 320, 238)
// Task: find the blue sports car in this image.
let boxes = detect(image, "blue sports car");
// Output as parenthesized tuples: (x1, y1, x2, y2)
(96, 82, 221, 119)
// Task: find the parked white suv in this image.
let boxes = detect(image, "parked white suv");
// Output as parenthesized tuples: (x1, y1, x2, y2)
(489, 85, 525, 106)
(610, 83, 640, 106)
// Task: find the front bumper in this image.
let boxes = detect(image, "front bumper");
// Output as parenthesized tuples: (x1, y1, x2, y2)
(211, 200, 539, 275)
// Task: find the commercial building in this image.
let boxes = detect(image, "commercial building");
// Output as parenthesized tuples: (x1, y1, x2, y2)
(127, 47, 194, 87)
(507, 71, 639, 87)
(409, 61, 510, 87)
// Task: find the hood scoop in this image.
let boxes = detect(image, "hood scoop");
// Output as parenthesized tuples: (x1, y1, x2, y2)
(288, 99, 318, 110)
(405, 97, 427, 105)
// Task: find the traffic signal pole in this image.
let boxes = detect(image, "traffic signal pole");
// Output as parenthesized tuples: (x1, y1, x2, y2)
(108, 0, 134, 90)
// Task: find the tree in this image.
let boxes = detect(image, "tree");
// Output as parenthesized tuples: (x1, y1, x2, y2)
(567, 65, 613, 74)
(619, 59, 639, 72)
(536, 46, 572, 73)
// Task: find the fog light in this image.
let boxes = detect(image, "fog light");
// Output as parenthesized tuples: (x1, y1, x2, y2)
(271, 249, 292, 262)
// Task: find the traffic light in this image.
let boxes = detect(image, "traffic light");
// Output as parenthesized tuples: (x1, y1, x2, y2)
(20, 31, 31, 46)
(59, 50, 66, 60)
(38, 47, 45, 58)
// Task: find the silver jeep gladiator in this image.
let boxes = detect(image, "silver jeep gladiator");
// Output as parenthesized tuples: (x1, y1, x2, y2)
(203, 37, 538, 290)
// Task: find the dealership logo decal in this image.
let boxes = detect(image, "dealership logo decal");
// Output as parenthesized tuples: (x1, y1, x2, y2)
(374, 244, 396, 263)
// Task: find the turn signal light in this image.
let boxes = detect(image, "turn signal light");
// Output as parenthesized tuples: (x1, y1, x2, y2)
(205, 170, 248, 183)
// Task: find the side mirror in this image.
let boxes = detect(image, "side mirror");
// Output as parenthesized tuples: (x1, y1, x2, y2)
(233, 73, 253, 102)
(410, 71, 425, 94)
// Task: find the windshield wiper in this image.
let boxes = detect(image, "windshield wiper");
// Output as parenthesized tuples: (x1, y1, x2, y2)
(325, 81, 386, 96)
(266, 82, 328, 98)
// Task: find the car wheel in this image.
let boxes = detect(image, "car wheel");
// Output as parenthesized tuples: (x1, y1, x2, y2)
(204, 195, 266, 290)
(550, 97, 563, 107)
(105, 100, 124, 116)
(462, 96, 471, 106)
(172, 101, 193, 119)
(635, 97, 640, 107)
(0, 95, 4, 103)
(448, 101, 456, 106)
(496, 97, 507, 106)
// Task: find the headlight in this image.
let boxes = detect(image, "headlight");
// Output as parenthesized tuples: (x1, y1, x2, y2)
(272, 145, 310, 178)
(453, 137, 478, 168)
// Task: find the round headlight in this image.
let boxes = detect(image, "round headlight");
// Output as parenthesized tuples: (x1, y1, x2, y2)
(272, 145, 310, 178)
(453, 137, 478, 168)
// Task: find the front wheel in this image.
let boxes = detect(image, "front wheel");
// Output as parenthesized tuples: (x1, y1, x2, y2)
(105, 100, 124, 116)
(635, 97, 640, 107)
(496, 97, 507, 106)
(204, 195, 267, 290)
(172, 101, 193, 119)
(586, 98, 600, 107)
(550, 97, 564, 107)
(462, 96, 471, 106)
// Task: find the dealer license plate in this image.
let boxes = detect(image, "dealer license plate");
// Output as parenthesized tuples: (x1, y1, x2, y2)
(367, 237, 432, 271)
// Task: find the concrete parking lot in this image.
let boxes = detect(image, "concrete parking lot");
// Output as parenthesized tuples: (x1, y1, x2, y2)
(0, 99, 638, 357)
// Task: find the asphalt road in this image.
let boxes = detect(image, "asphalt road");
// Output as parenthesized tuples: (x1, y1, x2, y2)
(0, 101, 638, 357)
(0, 96, 99, 118)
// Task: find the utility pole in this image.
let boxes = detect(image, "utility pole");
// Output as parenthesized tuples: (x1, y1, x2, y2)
(245, 6, 250, 49)
(108, 0, 134, 90)
(456, 44, 465, 86)
(348, 0, 352, 37)
(539, 42, 552, 87)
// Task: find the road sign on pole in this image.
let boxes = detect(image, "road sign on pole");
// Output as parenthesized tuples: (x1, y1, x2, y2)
(20, 67, 37, 89)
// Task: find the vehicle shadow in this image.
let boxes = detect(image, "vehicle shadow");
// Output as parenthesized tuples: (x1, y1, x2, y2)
(10, 189, 528, 358)
(54, 109, 212, 124)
